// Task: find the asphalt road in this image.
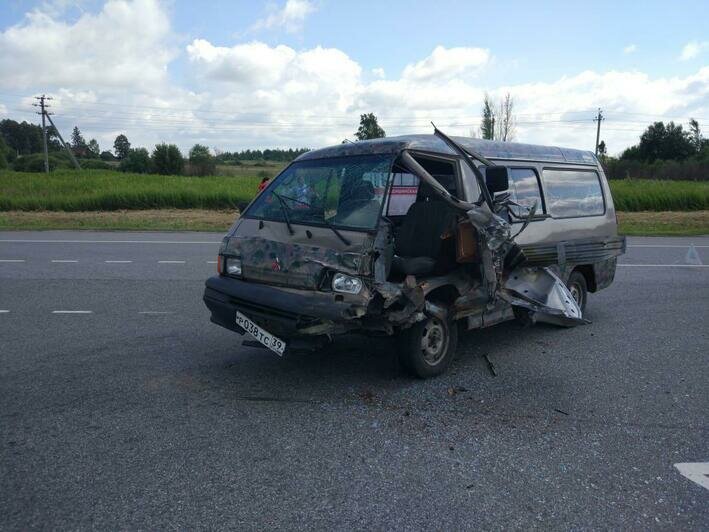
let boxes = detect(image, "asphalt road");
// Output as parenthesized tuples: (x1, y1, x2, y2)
(1, 231, 707, 530)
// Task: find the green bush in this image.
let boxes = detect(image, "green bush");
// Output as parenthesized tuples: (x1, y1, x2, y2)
(0, 136, 8, 169)
(151, 143, 184, 175)
(80, 159, 112, 170)
(119, 148, 151, 173)
(12, 153, 70, 172)
(604, 158, 709, 181)
(188, 144, 216, 176)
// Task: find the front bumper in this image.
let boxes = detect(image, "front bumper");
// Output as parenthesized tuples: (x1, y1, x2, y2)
(203, 275, 372, 339)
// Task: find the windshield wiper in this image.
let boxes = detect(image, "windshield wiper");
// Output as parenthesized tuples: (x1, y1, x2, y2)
(271, 192, 295, 235)
(321, 216, 350, 246)
(274, 193, 311, 209)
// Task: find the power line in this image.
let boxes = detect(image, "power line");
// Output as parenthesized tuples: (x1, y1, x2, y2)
(594, 108, 604, 155)
(32, 95, 51, 173)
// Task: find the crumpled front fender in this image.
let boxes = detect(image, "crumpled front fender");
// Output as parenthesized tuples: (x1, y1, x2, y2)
(501, 266, 587, 326)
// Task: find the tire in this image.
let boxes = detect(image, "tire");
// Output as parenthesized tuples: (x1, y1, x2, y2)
(397, 312, 458, 378)
(567, 270, 588, 313)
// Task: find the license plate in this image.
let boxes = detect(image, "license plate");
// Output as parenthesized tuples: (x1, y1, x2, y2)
(235, 311, 286, 356)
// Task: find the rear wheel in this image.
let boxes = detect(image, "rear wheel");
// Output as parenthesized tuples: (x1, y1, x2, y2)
(397, 313, 458, 378)
(567, 270, 588, 313)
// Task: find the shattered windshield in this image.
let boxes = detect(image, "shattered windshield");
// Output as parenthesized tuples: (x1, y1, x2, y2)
(246, 154, 393, 231)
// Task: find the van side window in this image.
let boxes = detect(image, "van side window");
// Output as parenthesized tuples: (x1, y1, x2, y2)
(386, 156, 457, 216)
(387, 171, 419, 216)
(507, 168, 543, 217)
(541, 169, 605, 218)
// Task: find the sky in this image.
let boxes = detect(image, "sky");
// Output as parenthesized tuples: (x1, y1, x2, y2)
(0, 0, 707, 156)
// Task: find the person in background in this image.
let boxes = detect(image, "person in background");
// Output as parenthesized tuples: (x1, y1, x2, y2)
(258, 176, 270, 192)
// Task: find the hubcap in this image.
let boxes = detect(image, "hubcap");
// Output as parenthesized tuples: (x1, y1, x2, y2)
(569, 282, 582, 306)
(420, 317, 448, 366)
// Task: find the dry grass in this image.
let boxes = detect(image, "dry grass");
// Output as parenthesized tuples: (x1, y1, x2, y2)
(617, 210, 709, 236)
(1, 209, 707, 235)
(0, 209, 237, 231)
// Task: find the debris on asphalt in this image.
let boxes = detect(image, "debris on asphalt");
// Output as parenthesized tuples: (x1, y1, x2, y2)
(483, 354, 497, 376)
(554, 408, 570, 416)
(358, 389, 375, 403)
(447, 385, 468, 396)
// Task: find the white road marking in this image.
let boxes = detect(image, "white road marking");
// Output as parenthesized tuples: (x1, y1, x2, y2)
(0, 259, 25, 262)
(675, 462, 709, 491)
(158, 260, 186, 264)
(138, 311, 174, 315)
(51, 260, 78, 263)
(0, 239, 219, 244)
(0, 310, 9, 313)
(618, 264, 709, 268)
(105, 260, 133, 263)
(51, 310, 93, 314)
(628, 244, 709, 248)
(206, 260, 217, 264)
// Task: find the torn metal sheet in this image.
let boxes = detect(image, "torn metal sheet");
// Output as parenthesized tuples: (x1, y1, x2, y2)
(502, 267, 587, 326)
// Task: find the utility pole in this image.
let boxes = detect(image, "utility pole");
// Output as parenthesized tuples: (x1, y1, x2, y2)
(594, 108, 604, 156)
(33, 94, 81, 170)
(33, 95, 52, 173)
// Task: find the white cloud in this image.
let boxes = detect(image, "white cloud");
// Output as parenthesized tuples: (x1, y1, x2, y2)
(680, 40, 709, 61)
(623, 44, 637, 54)
(0, 0, 705, 157)
(0, 0, 174, 90)
(402, 46, 490, 81)
(250, 0, 316, 34)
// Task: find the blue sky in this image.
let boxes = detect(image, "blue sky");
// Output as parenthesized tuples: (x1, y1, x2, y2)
(0, 0, 707, 153)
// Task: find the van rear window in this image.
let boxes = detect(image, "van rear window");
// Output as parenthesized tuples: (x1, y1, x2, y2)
(541, 169, 605, 218)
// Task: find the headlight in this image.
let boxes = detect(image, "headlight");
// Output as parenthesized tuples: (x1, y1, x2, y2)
(225, 257, 242, 276)
(332, 273, 362, 294)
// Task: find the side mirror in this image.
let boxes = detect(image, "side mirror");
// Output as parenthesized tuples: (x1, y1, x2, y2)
(485, 166, 509, 194)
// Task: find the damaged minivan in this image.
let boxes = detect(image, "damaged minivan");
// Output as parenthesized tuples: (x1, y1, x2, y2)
(203, 129, 626, 377)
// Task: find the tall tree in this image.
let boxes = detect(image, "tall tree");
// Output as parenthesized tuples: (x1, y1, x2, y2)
(496, 93, 516, 142)
(636, 121, 694, 162)
(119, 148, 151, 173)
(0, 119, 58, 155)
(355, 113, 385, 140)
(87, 139, 100, 158)
(689, 118, 702, 152)
(152, 143, 184, 175)
(113, 134, 131, 159)
(188, 144, 216, 176)
(480, 93, 495, 140)
(71, 126, 86, 149)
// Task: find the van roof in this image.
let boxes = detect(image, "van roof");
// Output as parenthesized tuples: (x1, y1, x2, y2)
(296, 134, 598, 166)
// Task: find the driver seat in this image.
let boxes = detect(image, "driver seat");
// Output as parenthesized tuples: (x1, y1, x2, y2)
(392, 200, 455, 276)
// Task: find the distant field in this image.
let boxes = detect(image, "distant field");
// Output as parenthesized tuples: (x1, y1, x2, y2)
(1, 170, 707, 213)
(216, 162, 286, 179)
(0, 169, 262, 211)
(609, 180, 709, 211)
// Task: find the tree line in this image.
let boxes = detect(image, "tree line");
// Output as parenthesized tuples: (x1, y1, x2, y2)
(3, 112, 707, 180)
(0, 119, 312, 175)
(601, 119, 709, 180)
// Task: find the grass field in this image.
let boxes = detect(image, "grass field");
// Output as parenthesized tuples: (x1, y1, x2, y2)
(0, 169, 707, 234)
(0, 169, 262, 211)
(1, 169, 708, 213)
(609, 179, 709, 211)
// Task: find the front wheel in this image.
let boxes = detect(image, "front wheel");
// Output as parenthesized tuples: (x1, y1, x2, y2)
(397, 313, 458, 378)
(567, 270, 588, 313)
